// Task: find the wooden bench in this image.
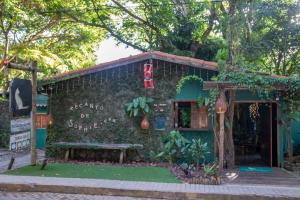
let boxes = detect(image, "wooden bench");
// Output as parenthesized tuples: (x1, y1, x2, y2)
(51, 142, 143, 164)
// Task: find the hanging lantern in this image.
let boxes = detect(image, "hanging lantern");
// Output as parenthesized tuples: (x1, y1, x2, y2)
(47, 114, 53, 126)
(249, 103, 260, 121)
(215, 92, 227, 113)
(144, 63, 154, 89)
(141, 116, 150, 129)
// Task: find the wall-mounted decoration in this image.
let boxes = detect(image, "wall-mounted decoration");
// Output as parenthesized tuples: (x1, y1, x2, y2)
(154, 116, 167, 131)
(36, 114, 52, 128)
(154, 103, 167, 112)
(144, 63, 154, 89)
(67, 101, 117, 133)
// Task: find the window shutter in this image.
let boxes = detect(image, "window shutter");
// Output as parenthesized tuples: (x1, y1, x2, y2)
(191, 102, 209, 129)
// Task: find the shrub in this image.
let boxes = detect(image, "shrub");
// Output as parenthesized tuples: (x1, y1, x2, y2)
(156, 130, 189, 164)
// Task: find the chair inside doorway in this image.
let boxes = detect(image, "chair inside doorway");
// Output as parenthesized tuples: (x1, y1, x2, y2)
(233, 102, 278, 167)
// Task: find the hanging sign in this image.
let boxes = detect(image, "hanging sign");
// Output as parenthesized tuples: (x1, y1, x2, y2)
(144, 63, 154, 89)
(9, 78, 32, 117)
(10, 117, 31, 151)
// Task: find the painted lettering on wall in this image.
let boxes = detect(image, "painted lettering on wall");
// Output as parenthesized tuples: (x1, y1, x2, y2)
(67, 101, 117, 133)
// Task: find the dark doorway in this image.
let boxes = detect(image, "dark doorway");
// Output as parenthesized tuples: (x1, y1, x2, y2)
(233, 103, 278, 167)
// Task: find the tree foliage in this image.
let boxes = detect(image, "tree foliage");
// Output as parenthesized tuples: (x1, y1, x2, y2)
(0, 0, 104, 91)
(57, 0, 299, 76)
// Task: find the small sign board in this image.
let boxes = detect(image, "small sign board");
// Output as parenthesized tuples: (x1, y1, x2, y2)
(10, 117, 31, 151)
(9, 131, 31, 151)
(154, 116, 167, 131)
(10, 118, 31, 133)
(9, 78, 32, 117)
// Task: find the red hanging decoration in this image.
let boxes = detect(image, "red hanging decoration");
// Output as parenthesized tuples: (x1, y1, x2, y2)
(2, 59, 9, 66)
(144, 63, 154, 89)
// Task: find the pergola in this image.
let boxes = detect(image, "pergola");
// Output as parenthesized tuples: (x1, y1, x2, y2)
(202, 81, 288, 172)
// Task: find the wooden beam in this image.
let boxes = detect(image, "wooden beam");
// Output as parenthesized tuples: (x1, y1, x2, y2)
(8, 62, 42, 72)
(203, 81, 288, 91)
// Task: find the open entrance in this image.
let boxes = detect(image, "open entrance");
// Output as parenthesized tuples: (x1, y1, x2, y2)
(233, 102, 278, 167)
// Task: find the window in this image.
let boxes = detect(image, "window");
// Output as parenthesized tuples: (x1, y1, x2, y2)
(174, 101, 209, 130)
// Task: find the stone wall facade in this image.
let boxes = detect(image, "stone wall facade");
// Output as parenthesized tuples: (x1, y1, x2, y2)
(0, 99, 10, 148)
(46, 59, 216, 160)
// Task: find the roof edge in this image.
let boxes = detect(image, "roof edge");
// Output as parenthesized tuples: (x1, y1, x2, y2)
(41, 51, 218, 85)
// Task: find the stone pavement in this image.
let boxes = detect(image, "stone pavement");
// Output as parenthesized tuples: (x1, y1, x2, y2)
(0, 149, 45, 173)
(0, 192, 159, 200)
(0, 175, 299, 200)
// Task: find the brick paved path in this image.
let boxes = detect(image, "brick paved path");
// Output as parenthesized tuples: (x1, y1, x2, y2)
(0, 175, 299, 199)
(0, 150, 44, 173)
(0, 192, 159, 200)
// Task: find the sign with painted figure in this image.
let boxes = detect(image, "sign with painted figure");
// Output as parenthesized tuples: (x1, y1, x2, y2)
(10, 78, 32, 117)
(10, 117, 31, 151)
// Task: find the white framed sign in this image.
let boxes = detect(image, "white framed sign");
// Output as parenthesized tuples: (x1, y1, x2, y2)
(10, 118, 31, 133)
(10, 117, 31, 151)
(9, 131, 31, 151)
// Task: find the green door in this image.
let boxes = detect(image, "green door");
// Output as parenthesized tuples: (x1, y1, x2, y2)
(36, 128, 46, 149)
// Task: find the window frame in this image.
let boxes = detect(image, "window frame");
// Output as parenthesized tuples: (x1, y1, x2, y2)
(173, 100, 210, 131)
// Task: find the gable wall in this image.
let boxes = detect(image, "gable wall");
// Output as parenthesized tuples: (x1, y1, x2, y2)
(46, 59, 217, 161)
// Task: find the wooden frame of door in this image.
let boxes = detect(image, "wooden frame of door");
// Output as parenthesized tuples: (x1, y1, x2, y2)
(233, 100, 280, 167)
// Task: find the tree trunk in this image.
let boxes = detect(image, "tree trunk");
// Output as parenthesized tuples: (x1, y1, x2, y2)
(224, 91, 236, 168)
(2, 33, 9, 98)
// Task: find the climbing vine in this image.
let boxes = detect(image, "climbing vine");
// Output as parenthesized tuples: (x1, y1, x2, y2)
(176, 75, 203, 94)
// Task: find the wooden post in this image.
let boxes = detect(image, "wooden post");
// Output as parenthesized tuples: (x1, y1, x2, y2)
(7, 156, 15, 170)
(219, 112, 225, 173)
(31, 61, 37, 165)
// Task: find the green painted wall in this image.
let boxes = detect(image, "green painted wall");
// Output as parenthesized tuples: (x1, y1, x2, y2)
(291, 113, 300, 155)
(175, 77, 215, 163)
(0, 99, 9, 148)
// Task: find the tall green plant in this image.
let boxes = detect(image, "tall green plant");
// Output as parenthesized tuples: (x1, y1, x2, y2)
(182, 139, 209, 166)
(125, 96, 153, 117)
(156, 130, 189, 164)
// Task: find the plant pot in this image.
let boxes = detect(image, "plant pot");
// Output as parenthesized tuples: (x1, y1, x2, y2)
(141, 116, 150, 129)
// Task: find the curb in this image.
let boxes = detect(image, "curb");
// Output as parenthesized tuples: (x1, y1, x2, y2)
(0, 182, 298, 200)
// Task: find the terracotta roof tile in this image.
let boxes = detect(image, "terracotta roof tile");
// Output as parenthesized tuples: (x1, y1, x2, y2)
(43, 51, 218, 83)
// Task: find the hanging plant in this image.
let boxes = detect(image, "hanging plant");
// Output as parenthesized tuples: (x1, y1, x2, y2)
(197, 97, 210, 108)
(125, 96, 154, 129)
(125, 96, 153, 117)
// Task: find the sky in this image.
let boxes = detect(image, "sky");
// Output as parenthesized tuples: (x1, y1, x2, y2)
(95, 38, 141, 64)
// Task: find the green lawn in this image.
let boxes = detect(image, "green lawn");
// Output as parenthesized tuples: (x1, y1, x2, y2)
(5, 163, 180, 183)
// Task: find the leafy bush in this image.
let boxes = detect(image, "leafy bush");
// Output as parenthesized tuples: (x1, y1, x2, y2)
(156, 131, 209, 167)
(203, 163, 218, 177)
(126, 96, 153, 117)
(182, 139, 209, 167)
(156, 130, 189, 164)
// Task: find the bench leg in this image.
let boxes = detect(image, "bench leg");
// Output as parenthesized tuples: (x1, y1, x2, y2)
(65, 149, 70, 162)
(70, 148, 74, 159)
(119, 149, 126, 164)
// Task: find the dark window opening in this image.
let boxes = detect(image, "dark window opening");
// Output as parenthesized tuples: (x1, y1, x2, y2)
(174, 101, 209, 130)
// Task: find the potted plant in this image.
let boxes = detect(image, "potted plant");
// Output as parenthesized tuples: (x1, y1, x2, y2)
(126, 96, 154, 129)
(197, 97, 209, 110)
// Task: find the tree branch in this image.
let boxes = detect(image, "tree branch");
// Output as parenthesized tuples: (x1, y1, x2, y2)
(65, 12, 146, 52)
(201, 2, 217, 42)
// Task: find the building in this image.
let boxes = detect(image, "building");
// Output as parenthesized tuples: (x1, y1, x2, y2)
(40, 51, 300, 167)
